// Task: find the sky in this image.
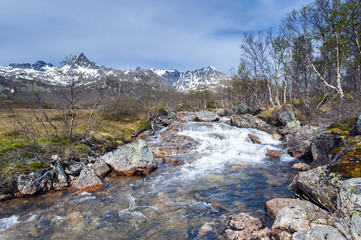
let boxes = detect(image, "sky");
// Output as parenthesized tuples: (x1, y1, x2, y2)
(0, 0, 313, 74)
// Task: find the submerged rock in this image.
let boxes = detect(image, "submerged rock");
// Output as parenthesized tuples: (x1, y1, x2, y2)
(248, 133, 261, 144)
(102, 139, 157, 176)
(194, 110, 219, 122)
(71, 166, 105, 192)
(17, 169, 54, 195)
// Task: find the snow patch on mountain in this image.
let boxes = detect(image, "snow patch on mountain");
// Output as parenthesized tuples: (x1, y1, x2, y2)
(151, 66, 230, 92)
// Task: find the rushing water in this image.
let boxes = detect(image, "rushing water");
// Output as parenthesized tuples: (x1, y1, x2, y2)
(0, 116, 298, 239)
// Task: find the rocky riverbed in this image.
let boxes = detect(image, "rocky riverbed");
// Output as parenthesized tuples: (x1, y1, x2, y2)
(0, 109, 361, 239)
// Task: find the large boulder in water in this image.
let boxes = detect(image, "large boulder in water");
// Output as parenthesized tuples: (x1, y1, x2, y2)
(17, 169, 54, 195)
(101, 139, 157, 176)
(194, 111, 219, 122)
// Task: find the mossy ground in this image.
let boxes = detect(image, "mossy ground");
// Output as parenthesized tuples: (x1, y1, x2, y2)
(0, 106, 150, 194)
(329, 136, 361, 178)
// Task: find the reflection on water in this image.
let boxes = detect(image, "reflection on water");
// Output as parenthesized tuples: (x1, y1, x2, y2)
(0, 119, 297, 239)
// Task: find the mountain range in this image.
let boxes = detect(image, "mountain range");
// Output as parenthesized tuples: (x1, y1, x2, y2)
(0, 53, 230, 101)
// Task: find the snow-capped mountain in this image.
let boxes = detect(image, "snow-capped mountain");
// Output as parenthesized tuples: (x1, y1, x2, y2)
(0, 53, 174, 101)
(151, 66, 230, 92)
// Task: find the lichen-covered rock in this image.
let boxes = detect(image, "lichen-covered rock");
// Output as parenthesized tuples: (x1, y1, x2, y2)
(17, 169, 54, 195)
(65, 162, 83, 175)
(194, 110, 219, 122)
(289, 166, 340, 211)
(311, 133, 340, 167)
(53, 162, 67, 183)
(292, 225, 346, 240)
(278, 104, 296, 125)
(91, 159, 110, 178)
(339, 178, 361, 214)
(71, 166, 105, 192)
(231, 104, 249, 115)
(102, 139, 157, 176)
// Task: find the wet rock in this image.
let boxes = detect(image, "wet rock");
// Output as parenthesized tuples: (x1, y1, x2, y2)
(230, 161, 249, 169)
(292, 162, 311, 171)
(102, 139, 157, 176)
(265, 198, 315, 219)
(285, 133, 312, 159)
(92, 158, 110, 178)
(289, 166, 339, 211)
(71, 166, 105, 192)
(357, 115, 361, 135)
(248, 133, 261, 144)
(197, 215, 230, 240)
(52, 162, 67, 184)
(311, 133, 340, 167)
(292, 225, 346, 240)
(222, 213, 276, 240)
(156, 111, 177, 126)
(194, 110, 220, 122)
(272, 131, 283, 141)
(266, 149, 282, 158)
(0, 193, 13, 201)
(17, 169, 54, 195)
(164, 156, 184, 165)
(65, 162, 83, 175)
(230, 114, 277, 135)
(278, 104, 296, 125)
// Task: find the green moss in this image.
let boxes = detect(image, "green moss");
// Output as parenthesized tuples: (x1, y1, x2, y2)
(329, 136, 361, 178)
(158, 108, 169, 116)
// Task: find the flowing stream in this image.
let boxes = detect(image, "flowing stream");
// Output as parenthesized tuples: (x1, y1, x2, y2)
(0, 115, 298, 239)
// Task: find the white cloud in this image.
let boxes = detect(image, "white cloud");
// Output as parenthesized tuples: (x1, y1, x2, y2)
(0, 0, 313, 72)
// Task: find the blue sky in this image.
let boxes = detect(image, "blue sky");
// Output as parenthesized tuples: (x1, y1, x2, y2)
(0, 0, 313, 73)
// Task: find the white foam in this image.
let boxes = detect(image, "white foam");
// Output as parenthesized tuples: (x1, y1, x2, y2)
(0, 215, 20, 232)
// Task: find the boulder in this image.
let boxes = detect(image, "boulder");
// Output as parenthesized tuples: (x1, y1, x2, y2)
(281, 121, 301, 135)
(194, 111, 219, 122)
(222, 213, 276, 240)
(311, 133, 340, 167)
(102, 139, 157, 176)
(53, 162, 67, 183)
(339, 178, 361, 214)
(292, 225, 346, 240)
(17, 169, 54, 195)
(272, 204, 332, 238)
(230, 114, 277, 135)
(278, 104, 296, 125)
(231, 104, 249, 115)
(285, 133, 312, 159)
(215, 108, 233, 117)
(289, 166, 339, 211)
(357, 115, 361, 135)
(266, 149, 283, 158)
(164, 156, 185, 165)
(71, 166, 105, 192)
(65, 162, 83, 175)
(156, 111, 177, 126)
(91, 158, 110, 178)
(265, 198, 314, 219)
(292, 162, 311, 171)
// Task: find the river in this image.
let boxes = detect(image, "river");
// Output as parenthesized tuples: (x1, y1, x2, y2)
(0, 115, 298, 239)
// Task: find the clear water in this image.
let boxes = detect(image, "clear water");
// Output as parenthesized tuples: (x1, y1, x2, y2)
(0, 118, 297, 239)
